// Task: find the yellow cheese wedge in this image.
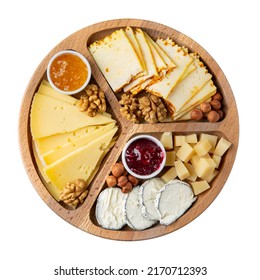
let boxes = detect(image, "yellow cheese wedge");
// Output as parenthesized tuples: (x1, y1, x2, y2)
(167, 54, 212, 114)
(42, 123, 116, 165)
(30, 93, 114, 139)
(123, 28, 158, 92)
(89, 29, 144, 92)
(146, 38, 193, 99)
(45, 128, 117, 190)
(38, 83, 77, 105)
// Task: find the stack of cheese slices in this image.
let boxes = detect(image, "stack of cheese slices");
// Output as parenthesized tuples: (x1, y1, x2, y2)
(89, 27, 217, 120)
(30, 80, 118, 201)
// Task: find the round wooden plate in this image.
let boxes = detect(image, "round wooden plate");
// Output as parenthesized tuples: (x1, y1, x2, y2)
(19, 19, 239, 241)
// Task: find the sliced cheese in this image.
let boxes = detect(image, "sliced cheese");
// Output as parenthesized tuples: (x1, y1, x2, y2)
(42, 123, 116, 165)
(89, 29, 144, 92)
(38, 82, 77, 105)
(146, 38, 193, 99)
(123, 28, 158, 92)
(30, 93, 113, 139)
(45, 127, 117, 190)
(167, 54, 212, 114)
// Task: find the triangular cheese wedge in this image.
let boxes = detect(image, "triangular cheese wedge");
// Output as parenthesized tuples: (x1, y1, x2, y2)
(45, 128, 117, 190)
(30, 93, 114, 139)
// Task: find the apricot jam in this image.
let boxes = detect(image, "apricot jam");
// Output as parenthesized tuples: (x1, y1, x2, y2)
(50, 53, 88, 91)
(125, 138, 164, 176)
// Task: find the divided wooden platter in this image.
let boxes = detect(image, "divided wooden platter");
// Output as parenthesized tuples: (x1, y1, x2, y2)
(19, 19, 239, 241)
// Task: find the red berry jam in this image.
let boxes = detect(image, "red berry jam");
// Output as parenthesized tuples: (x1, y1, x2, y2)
(125, 138, 164, 176)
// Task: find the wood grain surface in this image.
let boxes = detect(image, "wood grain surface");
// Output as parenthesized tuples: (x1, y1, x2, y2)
(18, 19, 239, 241)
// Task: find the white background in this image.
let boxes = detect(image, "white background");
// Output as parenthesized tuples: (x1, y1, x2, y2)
(1, 0, 259, 279)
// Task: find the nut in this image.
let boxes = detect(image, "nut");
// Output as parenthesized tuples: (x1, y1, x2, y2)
(122, 182, 133, 193)
(207, 110, 220, 122)
(216, 109, 224, 120)
(212, 92, 223, 101)
(128, 174, 139, 187)
(210, 100, 222, 110)
(117, 176, 128, 187)
(190, 108, 203, 121)
(106, 175, 117, 187)
(111, 162, 125, 178)
(200, 102, 211, 113)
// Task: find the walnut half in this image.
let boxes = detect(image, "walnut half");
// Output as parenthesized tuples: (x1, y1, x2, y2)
(60, 179, 89, 209)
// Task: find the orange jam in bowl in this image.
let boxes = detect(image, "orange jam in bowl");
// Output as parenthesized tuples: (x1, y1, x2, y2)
(47, 50, 91, 95)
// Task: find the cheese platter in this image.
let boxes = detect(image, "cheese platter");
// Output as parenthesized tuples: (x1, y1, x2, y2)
(19, 19, 239, 240)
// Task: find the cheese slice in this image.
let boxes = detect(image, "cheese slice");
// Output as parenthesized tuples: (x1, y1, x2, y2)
(42, 123, 116, 165)
(123, 28, 158, 92)
(45, 127, 117, 190)
(89, 29, 144, 92)
(30, 93, 114, 139)
(167, 54, 212, 114)
(38, 82, 77, 105)
(146, 38, 193, 98)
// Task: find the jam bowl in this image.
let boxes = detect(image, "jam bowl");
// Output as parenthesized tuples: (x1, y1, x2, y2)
(47, 50, 91, 95)
(122, 135, 166, 180)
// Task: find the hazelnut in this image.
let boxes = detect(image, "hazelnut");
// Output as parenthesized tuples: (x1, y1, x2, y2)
(210, 100, 222, 110)
(200, 102, 211, 113)
(117, 176, 128, 187)
(207, 110, 220, 122)
(216, 109, 224, 120)
(106, 175, 117, 188)
(122, 182, 133, 193)
(128, 175, 139, 187)
(111, 162, 125, 178)
(190, 108, 204, 121)
(212, 92, 223, 101)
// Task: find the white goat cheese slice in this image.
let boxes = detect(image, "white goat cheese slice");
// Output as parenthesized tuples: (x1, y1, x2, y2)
(96, 187, 127, 230)
(140, 178, 165, 221)
(125, 186, 156, 230)
(155, 179, 196, 225)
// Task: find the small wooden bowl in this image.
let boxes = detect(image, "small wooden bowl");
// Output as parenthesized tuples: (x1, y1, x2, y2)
(18, 19, 239, 241)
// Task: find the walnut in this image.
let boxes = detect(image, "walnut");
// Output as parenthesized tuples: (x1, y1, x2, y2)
(60, 179, 88, 208)
(119, 93, 142, 123)
(139, 94, 167, 123)
(78, 84, 106, 117)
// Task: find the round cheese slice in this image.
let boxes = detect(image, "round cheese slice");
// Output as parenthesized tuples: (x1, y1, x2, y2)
(155, 179, 196, 225)
(95, 187, 127, 230)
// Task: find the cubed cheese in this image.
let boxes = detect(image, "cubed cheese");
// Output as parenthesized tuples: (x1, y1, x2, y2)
(175, 160, 190, 180)
(195, 158, 216, 178)
(194, 138, 212, 157)
(160, 132, 173, 150)
(203, 169, 219, 183)
(165, 150, 176, 166)
(174, 135, 186, 146)
(190, 180, 211, 195)
(190, 154, 200, 169)
(185, 134, 198, 144)
(184, 162, 197, 182)
(212, 154, 221, 169)
(176, 142, 194, 163)
(200, 133, 218, 153)
(214, 137, 232, 156)
(160, 167, 177, 183)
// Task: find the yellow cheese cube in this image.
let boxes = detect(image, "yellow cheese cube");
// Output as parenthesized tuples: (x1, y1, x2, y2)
(160, 132, 173, 150)
(190, 154, 200, 168)
(165, 150, 176, 166)
(176, 142, 194, 163)
(191, 180, 211, 195)
(200, 133, 218, 153)
(203, 169, 219, 183)
(194, 138, 212, 157)
(161, 167, 177, 183)
(185, 134, 198, 144)
(195, 158, 216, 178)
(214, 137, 232, 156)
(212, 154, 221, 169)
(184, 162, 197, 182)
(174, 135, 186, 146)
(175, 160, 190, 180)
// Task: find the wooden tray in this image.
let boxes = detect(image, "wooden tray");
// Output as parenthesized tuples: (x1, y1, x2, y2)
(19, 19, 239, 241)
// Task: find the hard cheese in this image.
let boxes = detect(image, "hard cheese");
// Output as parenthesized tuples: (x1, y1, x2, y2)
(30, 93, 113, 139)
(45, 127, 117, 190)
